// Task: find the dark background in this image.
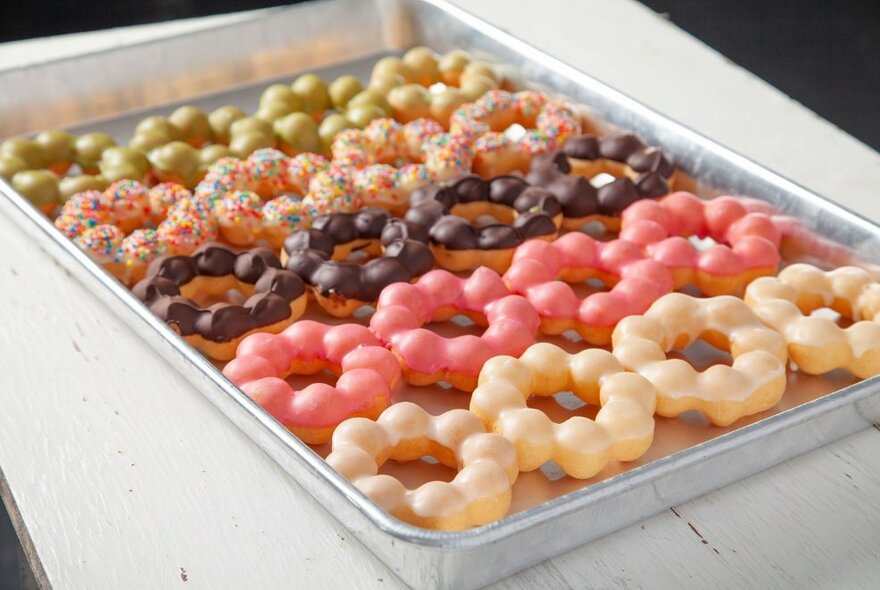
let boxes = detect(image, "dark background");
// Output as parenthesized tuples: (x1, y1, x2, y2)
(1, 0, 878, 586)
(1, 0, 878, 148)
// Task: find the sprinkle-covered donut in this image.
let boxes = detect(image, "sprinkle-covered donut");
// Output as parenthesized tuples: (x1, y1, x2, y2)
(132, 243, 307, 360)
(450, 90, 582, 175)
(400, 174, 561, 273)
(326, 402, 518, 531)
(330, 118, 473, 213)
(369, 266, 541, 391)
(223, 321, 400, 444)
(282, 208, 434, 317)
(612, 292, 788, 426)
(745, 263, 880, 378)
(472, 343, 657, 479)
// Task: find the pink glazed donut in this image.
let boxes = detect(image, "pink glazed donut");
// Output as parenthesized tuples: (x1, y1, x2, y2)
(369, 267, 541, 392)
(223, 320, 400, 444)
(620, 191, 784, 295)
(503, 232, 675, 345)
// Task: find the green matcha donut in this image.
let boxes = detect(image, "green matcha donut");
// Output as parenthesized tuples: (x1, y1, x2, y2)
(274, 113, 321, 153)
(12, 170, 61, 211)
(328, 75, 364, 109)
(291, 73, 331, 114)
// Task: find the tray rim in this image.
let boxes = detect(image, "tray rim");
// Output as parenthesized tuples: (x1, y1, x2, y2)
(1, 0, 878, 554)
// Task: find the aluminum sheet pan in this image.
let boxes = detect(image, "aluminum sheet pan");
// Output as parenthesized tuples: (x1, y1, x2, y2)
(2, 1, 879, 588)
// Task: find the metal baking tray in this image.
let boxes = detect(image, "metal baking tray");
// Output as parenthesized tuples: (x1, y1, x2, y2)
(2, 1, 880, 588)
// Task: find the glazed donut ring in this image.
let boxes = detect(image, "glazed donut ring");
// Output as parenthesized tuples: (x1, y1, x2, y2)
(472, 344, 657, 479)
(326, 402, 518, 531)
(527, 133, 675, 231)
(503, 232, 675, 344)
(282, 208, 434, 317)
(132, 243, 307, 360)
(451, 90, 582, 174)
(369, 267, 541, 392)
(222, 321, 400, 444)
(612, 292, 788, 427)
(744, 263, 880, 378)
(621, 191, 785, 296)
(400, 174, 561, 273)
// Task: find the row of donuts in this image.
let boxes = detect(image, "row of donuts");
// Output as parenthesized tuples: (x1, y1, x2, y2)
(11, 47, 872, 533)
(50, 121, 673, 287)
(0, 47, 511, 212)
(130, 178, 796, 361)
(210, 246, 880, 531)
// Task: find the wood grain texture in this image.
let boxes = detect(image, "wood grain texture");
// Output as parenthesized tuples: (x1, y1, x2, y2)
(0, 0, 879, 588)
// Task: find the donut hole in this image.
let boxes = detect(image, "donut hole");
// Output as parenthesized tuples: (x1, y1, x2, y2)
(668, 337, 734, 372)
(377, 452, 458, 486)
(425, 313, 484, 339)
(185, 280, 255, 308)
(282, 368, 339, 390)
(450, 201, 517, 227)
(569, 276, 612, 300)
(449, 314, 475, 328)
(526, 390, 596, 423)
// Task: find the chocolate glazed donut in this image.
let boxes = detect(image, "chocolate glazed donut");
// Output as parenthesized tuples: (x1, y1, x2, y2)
(282, 208, 434, 318)
(526, 132, 676, 231)
(399, 174, 561, 274)
(133, 243, 307, 361)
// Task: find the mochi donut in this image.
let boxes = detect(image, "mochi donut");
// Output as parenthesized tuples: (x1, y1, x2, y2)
(503, 232, 676, 344)
(620, 191, 785, 296)
(282, 208, 434, 317)
(612, 292, 788, 426)
(450, 90, 582, 175)
(744, 263, 880, 378)
(369, 267, 541, 392)
(331, 118, 473, 214)
(326, 402, 518, 531)
(369, 47, 507, 127)
(526, 133, 676, 231)
(400, 174, 562, 274)
(472, 343, 657, 479)
(132, 243, 307, 360)
(223, 321, 400, 444)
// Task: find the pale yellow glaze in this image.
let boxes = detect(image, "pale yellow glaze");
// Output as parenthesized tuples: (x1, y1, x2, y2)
(744, 263, 880, 378)
(612, 292, 788, 426)
(326, 402, 518, 531)
(471, 343, 656, 479)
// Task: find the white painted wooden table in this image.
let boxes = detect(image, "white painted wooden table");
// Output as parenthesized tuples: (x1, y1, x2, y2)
(2, 1, 880, 588)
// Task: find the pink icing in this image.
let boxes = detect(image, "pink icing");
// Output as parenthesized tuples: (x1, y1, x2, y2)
(503, 233, 675, 329)
(620, 191, 784, 274)
(223, 321, 400, 429)
(369, 268, 540, 386)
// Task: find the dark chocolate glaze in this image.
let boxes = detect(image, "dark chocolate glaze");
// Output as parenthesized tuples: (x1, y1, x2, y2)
(282, 208, 433, 302)
(133, 243, 305, 343)
(529, 132, 676, 218)
(404, 174, 560, 252)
